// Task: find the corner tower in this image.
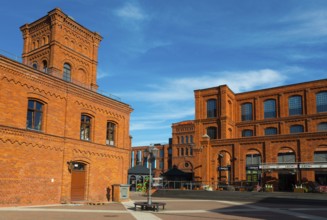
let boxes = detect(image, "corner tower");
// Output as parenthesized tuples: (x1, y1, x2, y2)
(20, 8, 102, 91)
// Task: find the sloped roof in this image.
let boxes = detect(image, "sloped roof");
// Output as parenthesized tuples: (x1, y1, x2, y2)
(128, 165, 150, 175)
(163, 167, 188, 176)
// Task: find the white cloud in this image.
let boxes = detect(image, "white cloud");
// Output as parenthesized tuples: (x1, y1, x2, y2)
(278, 10, 327, 39)
(118, 68, 287, 102)
(124, 68, 288, 137)
(115, 2, 146, 21)
(97, 68, 112, 79)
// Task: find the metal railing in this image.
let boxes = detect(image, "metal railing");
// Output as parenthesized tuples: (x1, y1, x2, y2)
(158, 180, 260, 191)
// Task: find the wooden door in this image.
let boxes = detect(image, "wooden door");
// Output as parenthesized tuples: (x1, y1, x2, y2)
(71, 170, 86, 201)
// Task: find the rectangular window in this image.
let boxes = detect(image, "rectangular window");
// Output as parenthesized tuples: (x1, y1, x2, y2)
(106, 122, 116, 146)
(241, 103, 253, 121)
(265, 127, 277, 135)
(316, 92, 327, 113)
(289, 96, 302, 116)
(264, 99, 276, 119)
(27, 100, 43, 131)
(159, 149, 164, 158)
(80, 115, 91, 141)
(207, 99, 217, 118)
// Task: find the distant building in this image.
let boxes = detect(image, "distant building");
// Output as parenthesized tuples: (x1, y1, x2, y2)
(130, 143, 172, 181)
(0, 8, 132, 206)
(171, 79, 327, 191)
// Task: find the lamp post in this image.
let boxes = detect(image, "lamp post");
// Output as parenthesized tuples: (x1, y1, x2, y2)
(144, 145, 158, 205)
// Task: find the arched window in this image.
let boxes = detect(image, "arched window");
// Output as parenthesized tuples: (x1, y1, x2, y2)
(106, 122, 116, 146)
(241, 103, 253, 121)
(63, 63, 71, 81)
(26, 100, 44, 131)
(315, 151, 327, 162)
(207, 99, 217, 118)
(246, 153, 261, 166)
(264, 127, 277, 135)
(185, 136, 189, 144)
(190, 135, 193, 143)
(278, 150, 295, 163)
(186, 148, 189, 156)
(42, 60, 48, 73)
(289, 96, 302, 116)
(290, 125, 304, 133)
(80, 114, 92, 141)
(318, 122, 327, 131)
(181, 136, 184, 144)
(207, 127, 217, 139)
(181, 148, 184, 156)
(264, 99, 276, 119)
(316, 91, 327, 113)
(242, 129, 253, 137)
(32, 62, 38, 70)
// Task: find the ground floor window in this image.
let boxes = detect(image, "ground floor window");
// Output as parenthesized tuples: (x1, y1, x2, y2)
(246, 170, 259, 183)
(315, 171, 327, 185)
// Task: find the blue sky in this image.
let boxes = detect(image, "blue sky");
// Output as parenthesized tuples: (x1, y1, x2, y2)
(1, 1, 327, 146)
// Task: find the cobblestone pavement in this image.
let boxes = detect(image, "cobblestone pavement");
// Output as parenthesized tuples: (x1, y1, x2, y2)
(0, 192, 326, 220)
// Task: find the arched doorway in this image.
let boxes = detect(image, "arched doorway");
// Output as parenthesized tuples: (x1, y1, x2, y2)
(71, 162, 87, 201)
(246, 149, 261, 184)
(217, 151, 232, 184)
(278, 147, 296, 191)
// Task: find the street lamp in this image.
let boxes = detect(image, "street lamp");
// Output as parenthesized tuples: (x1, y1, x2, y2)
(144, 145, 158, 205)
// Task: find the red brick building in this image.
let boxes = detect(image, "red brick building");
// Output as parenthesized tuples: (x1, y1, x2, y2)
(0, 8, 132, 206)
(130, 143, 171, 176)
(172, 79, 327, 191)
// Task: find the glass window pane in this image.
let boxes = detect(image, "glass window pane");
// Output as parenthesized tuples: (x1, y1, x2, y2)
(314, 152, 327, 162)
(265, 127, 277, 135)
(290, 125, 304, 133)
(35, 112, 42, 130)
(36, 102, 43, 111)
(316, 92, 327, 113)
(264, 99, 276, 119)
(207, 127, 217, 139)
(81, 115, 91, 141)
(26, 100, 43, 131)
(289, 96, 302, 116)
(27, 111, 33, 128)
(28, 100, 34, 109)
(241, 103, 253, 121)
(278, 153, 295, 162)
(318, 122, 327, 131)
(207, 99, 217, 118)
(63, 63, 71, 81)
(242, 129, 253, 137)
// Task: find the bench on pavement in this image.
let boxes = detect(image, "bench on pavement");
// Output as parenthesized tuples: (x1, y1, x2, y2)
(134, 201, 166, 212)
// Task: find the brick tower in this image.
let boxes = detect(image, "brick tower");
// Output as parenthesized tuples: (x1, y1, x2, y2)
(20, 8, 102, 91)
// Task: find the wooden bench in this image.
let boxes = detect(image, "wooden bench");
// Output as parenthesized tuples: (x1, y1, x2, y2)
(134, 201, 166, 212)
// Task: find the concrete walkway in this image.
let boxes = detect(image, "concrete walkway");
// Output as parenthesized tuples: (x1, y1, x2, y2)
(0, 191, 326, 220)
